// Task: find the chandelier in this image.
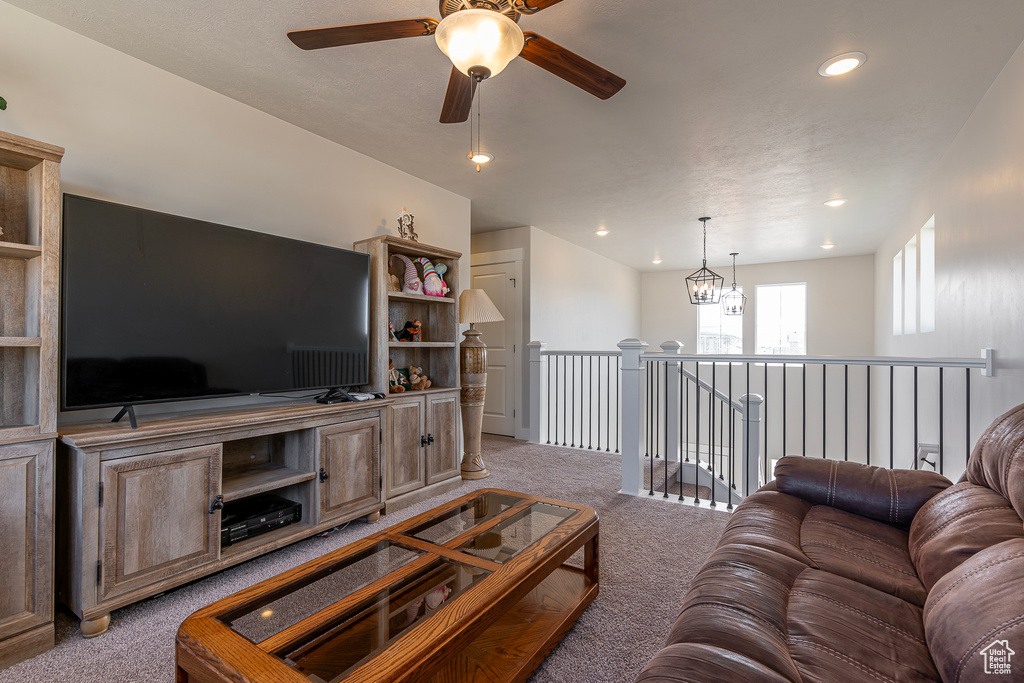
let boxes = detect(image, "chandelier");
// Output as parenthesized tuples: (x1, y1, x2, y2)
(722, 252, 747, 315)
(686, 217, 724, 305)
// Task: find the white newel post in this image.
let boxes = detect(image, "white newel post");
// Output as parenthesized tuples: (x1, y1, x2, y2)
(527, 341, 547, 444)
(618, 338, 648, 496)
(660, 341, 684, 463)
(741, 393, 764, 496)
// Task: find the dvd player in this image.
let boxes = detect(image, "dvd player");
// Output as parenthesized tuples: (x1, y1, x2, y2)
(220, 493, 301, 547)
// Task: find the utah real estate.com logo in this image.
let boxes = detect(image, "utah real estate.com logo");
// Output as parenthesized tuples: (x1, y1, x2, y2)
(980, 640, 1015, 676)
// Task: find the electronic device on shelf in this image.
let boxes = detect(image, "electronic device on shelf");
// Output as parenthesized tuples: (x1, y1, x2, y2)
(60, 194, 371, 412)
(220, 493, 302, 547)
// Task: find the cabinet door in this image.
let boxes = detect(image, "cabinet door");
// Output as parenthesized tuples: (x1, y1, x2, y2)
(99, 445, 221, 602)
(388, 398, 425, 498)
(426, 394, 460, 484)
(317, 418, 381, 524)
(0, 441, 52, 641)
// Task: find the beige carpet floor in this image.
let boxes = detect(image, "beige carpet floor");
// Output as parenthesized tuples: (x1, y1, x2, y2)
(0, 435, 730, 683)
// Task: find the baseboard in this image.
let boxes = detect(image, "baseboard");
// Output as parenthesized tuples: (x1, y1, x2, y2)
(0, 622, 54, 670)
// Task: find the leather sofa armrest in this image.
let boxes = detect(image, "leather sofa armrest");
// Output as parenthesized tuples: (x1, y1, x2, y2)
(773, 456, 952, 528)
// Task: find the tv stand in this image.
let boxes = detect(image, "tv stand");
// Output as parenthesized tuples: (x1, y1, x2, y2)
(110, 404, 138, 429)
(315, 387, 353, 404)
(56, 400, 387, 637)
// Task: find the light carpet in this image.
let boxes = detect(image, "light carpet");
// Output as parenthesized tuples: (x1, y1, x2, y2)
(0, 435, 730, 683)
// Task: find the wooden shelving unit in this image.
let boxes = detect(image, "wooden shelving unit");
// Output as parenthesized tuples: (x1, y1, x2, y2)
(221, 463, 318, 502)
(0, 130, 63, 669)
(353, 235, 463, 512)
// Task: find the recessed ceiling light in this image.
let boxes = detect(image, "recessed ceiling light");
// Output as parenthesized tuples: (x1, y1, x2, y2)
(824, 198, 846, 207)
(818, 52, 867, 77)
(468, 152, 493, 164)
(652, 258, 663, 265)
(821, 244, 835, 250)
(596, 228, 609, 236)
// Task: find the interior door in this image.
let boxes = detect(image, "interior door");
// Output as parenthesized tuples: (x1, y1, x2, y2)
(470, 261, 522, 437)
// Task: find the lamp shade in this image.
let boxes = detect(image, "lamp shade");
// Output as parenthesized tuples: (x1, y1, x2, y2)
(459, 289, 504, 324)
(435, 9, 524, 78)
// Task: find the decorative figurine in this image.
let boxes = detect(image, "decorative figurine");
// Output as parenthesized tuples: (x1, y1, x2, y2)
(415, 256, 449, 297)
(389, 322, 400, 342)
(408, 366, 432, 391)
(397, 207, 418, 242)
(389, 360, 406, 393)
(396, 320, 422, 343)
(389, 254, 422, 294)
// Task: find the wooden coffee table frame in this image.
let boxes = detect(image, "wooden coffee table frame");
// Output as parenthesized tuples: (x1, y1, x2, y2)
(176, 488, 599, 683)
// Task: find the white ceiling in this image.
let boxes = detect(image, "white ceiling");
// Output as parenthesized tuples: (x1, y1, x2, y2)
(10, 0, 1024, 271)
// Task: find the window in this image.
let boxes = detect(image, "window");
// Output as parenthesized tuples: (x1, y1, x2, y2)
(698, 291, 743, 353)
(756, 283, 806, 354)
(920, 218, 935, 333)
(892, 251, 903, 335)
(904, 235, 917, 335)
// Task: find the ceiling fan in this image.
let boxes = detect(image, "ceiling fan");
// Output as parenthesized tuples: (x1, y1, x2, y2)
(287, 0, 626, 124)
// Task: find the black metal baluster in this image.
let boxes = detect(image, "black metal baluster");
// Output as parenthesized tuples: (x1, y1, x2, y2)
(939, 367, 944, 475)
(588, 355, 593, 450)
(710, 362, 717, 508)
(546, 352, 552, 444)
(645, 361, 651, 458)
(782, 363, 787, 457)
(664, 362, 670, 498)
(822, 364, 827, 458)
(570, 355, 576, 448)
(844, 364, 849, 461)
(610, 356, 618, 456)
(764, 362, 769, 479)
(648, 362, 654, 496)
(728, 362, 733, 484)
(802, 363, 807, 457)
(684, 373, 691, 463)
(966, 368, 971, 461)
(595, 355, 601, 451)
(913, 366, 919, 469)
(866, 365, 871, 466)
(562, 355, 567, 446)
(889, 365, 894, 470)
(679, 373, 688, 502)
(655, 361, 661, 459)
(694, 362, 701, 504)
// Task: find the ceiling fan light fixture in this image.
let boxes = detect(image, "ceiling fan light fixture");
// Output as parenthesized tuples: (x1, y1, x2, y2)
(819, 52, 867, 77)
(436, 9, 525, 79)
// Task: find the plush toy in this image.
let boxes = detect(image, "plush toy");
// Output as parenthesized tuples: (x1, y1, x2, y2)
(414, 257, 449, 297)
(408, 366, 431, 391)
(388, 359, 406, 393)
(389, 322, 400, 342)
(389, 253, 422, 294)
(396, 320, 422, 343)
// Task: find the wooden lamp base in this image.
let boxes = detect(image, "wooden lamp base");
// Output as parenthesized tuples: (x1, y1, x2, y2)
(460, 325, 490, 479)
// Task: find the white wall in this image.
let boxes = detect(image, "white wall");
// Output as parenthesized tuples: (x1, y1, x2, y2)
(0, 2, 471, 421)
(874, 34, 1024, 478)
(641, 255, 875, 355)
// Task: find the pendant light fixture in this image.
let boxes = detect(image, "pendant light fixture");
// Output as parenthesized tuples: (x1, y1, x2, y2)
(722, 252, 747, 315)
(686, 217, 724, 305)
(468, 74, 491, 172)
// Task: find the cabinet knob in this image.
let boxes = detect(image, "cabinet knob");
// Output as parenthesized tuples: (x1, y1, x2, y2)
(420, 435, 429, 448)
(319, 467, 329, 483)
(427, 434, 435, 445)
(208, 494, 224, 515)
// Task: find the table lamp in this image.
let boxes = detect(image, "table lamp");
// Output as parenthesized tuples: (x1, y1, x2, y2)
(458, 289, 504, 479)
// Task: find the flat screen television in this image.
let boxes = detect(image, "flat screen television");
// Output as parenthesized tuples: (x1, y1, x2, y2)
(60, 194, 370, 411)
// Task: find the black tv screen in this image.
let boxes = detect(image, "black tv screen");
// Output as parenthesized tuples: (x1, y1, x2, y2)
(61, 194, 370, 411)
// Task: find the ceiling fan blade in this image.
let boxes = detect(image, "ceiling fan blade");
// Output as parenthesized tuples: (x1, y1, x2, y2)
(440, 67, 477, 124)
(520, 33, 626, 100)
(287, 18, 438, 50)
(511, 0, 567, 14)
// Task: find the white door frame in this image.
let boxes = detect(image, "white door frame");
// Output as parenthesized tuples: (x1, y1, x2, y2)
(471, 248, 525, 439)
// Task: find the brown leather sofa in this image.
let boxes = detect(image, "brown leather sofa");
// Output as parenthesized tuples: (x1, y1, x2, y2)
(637, 404, 1024, 683)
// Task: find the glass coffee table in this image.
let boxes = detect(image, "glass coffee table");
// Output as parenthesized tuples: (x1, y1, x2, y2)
(176, 489, 599, 683)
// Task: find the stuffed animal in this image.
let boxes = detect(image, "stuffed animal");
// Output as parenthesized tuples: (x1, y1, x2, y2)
(396, 320, 422, 342)
(408, 366, 431, 391)
(433, 262, 449, 296)
(388, 359, 405, 393)
(414, 257, 449, 297)
(389, 254, 422, 294)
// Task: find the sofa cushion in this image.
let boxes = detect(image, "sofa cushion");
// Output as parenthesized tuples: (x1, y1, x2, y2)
(965, 403, 1024, 518)
(800, 505, 928, 606)
(909, 482, 1024, 591)
(635, 643, 793, 682)
(787, 569, 941, 682)
(924, 538, 1024, 682)
(775, 456, 952, 529)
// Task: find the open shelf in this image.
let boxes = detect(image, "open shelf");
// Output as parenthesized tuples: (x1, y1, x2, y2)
(388, 291, 455, 305)
(0, 337, 42, 347)
(389, 342, 456, 349)
(220, 522, 315, 559)
(0, 241, 41, 260)
(222, 463, 317, 502)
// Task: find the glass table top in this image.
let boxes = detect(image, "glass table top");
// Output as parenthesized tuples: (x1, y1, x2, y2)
(406, 491, 523, 545)
(228, 541, 421, 644)
(456, 502, 577, 564)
